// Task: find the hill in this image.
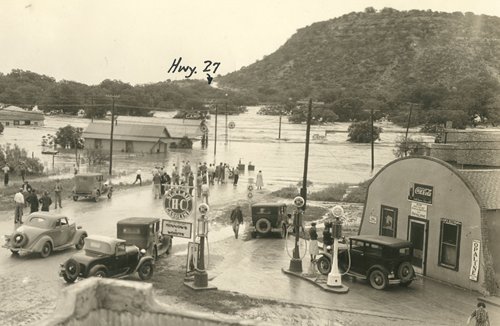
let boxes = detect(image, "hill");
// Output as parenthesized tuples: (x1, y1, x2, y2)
(219, 8, 500, 127)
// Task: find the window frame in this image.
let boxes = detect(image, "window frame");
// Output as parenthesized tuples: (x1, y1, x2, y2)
(438, 219, 461, 271)
(379, 205, 398, 237)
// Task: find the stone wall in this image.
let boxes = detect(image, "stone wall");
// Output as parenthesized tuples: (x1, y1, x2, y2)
(37, 278, 267, 326)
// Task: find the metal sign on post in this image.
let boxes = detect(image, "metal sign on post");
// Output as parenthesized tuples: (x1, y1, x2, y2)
(228, 121, 235, 129)
(293, 196, 305, 208)
(162, 219, 192, 239)
(163, 187, 194, 220)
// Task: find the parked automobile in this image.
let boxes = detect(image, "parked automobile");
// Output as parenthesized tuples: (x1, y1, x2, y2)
(248, 203, 289, 238)
(316, 235, 415, 290)
(59, 235, 154, 283)
(72, 173, 112, 202)
(117, 217, 172, 260)
(3, 212, 87, 258)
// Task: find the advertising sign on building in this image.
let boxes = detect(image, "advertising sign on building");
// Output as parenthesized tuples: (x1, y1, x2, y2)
(162, 219, 193, 239)
(469, 240, 481, 282)
(410, 202, 428, 219)
(163, 187, 193, 220)
(408, 182, 434, 205)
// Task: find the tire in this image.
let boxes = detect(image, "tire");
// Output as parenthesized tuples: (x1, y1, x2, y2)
(63, 259, 80, 283)
(40, 241, 52, 258)
(251, 232, 257, 239)
(107, 191, 112, 199)
(316, 256, 331, 275)
(138, 261, 154, 280)
(369, 269, 389, 290)
(255, 218, 271, 234)
(89, 266, 107, 278)
(11, 232, 28, 248)
(280, 225, 286, 239)
(73, 196, 78, 201)
(10, 250, 19, 256)
(75, 234, 87, 250)
(397, 262, 414, 283)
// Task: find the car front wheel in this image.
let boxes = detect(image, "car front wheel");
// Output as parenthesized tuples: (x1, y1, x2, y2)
(75, 234, 86, 250)
(369, 269, 388, 290)
(138, 261, 154, 280)
(40, 241, 52, 258)
(316, 256, 331, 275)
(89, 266, 107, 278)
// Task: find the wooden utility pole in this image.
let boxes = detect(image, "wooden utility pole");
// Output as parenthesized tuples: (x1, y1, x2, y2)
(214, 105, 218, 164)
(404, 103, 414, 157)
(370, 106, 374, 172)
(278, 111, 282, 140)
(106, 94, 119, 176)
(300, 98, 313, 211)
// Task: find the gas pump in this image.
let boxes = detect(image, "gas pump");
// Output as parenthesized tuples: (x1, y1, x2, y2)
(327, 205, 344, 288)
(192, 203, 214, 289)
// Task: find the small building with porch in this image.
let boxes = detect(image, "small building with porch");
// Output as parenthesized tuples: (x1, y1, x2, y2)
(0, 105, 45, 126)
(83, 122, 171, 154)
(359, 156, 500, 295)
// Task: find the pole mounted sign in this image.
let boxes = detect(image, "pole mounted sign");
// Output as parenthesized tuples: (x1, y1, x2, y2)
(163, 187, 194, 220)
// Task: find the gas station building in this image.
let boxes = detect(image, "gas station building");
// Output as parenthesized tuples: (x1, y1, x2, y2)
(359, 156, 500, 295)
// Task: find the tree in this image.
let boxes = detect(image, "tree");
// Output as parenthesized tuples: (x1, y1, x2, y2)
(347, 121, 382, 143)
(0, 143, 44, 175)
(55, 125, 84, 149)
(393, 135, 426, 157)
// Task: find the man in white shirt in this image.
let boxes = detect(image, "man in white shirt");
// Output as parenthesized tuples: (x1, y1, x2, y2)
(14, 188, 25, 225)
(133, 169, 142, 186)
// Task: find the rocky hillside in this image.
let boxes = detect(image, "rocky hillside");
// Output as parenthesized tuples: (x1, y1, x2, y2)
(219, 8, 500, 126)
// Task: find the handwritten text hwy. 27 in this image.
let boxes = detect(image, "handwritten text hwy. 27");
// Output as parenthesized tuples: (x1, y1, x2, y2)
(167, 57, 220, 80)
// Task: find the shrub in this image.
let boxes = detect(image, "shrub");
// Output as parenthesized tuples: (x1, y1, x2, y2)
(177, 136, 193, 149)
(309, 183, 349, 201)
(347, 121, 382, 143)
(0, 143, 44, 175)
(343, 180, 370, 203)
(393, 135, 427, 158)
(270, 186, 299, 199)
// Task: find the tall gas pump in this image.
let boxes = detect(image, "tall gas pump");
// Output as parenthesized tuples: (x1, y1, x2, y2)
(327, 205, 346, 289)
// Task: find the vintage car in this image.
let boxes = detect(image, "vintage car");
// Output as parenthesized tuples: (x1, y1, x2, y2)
(316, 235, 415, 290)
(248, 203, 289, 238)
(72, 173, 112, 202)
(3, 212, 87, 258)
(59, 235, 154, 283)
(117, 217, 172, 260)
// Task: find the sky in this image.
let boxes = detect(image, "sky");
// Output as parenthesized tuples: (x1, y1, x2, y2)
(1, 0, 499, 85)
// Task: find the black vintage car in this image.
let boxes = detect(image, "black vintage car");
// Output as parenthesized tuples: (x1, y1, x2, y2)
(248, 203, 289, 238)
(59, 235, 154, 283)
(316, 235, 415, 290)
(117, 217, 172, 260)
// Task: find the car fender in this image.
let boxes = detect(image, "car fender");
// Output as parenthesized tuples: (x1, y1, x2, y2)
(31, 235, 54, 252)
(366, 264, 389, 278)
(70, 230, 88, 244)
(134, 256, 154, 273)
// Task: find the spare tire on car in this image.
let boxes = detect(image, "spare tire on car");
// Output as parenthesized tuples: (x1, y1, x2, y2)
(11, 232, 28, 248)
(397, 261, 414, 283)
(255, 218, 271, 234)
(63, 259, 80, 283)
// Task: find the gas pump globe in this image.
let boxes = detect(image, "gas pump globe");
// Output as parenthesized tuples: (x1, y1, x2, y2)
(327, 205, 344, 287)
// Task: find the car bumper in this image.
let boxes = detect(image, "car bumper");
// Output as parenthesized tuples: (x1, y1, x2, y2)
(3, 245, 34, 254)
(247, 226, 282, 234)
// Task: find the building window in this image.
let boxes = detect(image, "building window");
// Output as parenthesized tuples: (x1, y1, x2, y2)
(95, 139, 102, 149)
(5, 122, 9, 126)
(380, 205, 398, 237)
(25, 120, 31, 125)
(13, 120, 19, 125)
(439, 219, 461, 271)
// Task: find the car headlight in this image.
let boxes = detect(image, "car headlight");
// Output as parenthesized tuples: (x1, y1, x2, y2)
(326, 245, 332, 250)
(140, 249, 146, 255)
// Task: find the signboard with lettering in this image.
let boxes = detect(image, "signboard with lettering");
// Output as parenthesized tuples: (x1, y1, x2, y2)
(408, 183, 434, 205)
(410, 202, 428, 219)
(162, 219, 193, 239)
(369, 214, 377, 224)
(163, 187, 193, 220)
(469, 240, 481, 282)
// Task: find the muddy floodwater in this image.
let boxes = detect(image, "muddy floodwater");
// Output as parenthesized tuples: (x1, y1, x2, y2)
(1, 106, 433, 188)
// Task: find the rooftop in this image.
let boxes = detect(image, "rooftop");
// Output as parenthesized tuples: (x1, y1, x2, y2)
(117, 217, 160, 225)
(350, 235, 413, 248)
(83, 122, 169, 141)
(0, 106, 45, 120)
(460, 169, 500, 210)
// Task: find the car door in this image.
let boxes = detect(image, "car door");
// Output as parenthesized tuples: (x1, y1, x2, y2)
(349, 240, 367, 274)
(111, 243, 129, 275)
(52, 218, 69, 247)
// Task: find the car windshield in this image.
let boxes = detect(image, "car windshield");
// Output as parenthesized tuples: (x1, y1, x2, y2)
(83, 239, 113, 254)
(121, 226, 142, 235)
(26, 216, 51, 228)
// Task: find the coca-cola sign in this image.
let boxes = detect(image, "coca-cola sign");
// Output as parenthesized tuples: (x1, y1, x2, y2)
(408, 183, 433, 204)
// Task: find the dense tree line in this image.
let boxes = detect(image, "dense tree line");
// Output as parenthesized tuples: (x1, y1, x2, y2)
(0, 70, 257, 118)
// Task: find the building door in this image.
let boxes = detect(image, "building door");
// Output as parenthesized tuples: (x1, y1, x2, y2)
(408, 218, 428, 275)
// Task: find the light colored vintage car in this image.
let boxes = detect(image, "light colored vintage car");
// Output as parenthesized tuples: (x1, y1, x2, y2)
(3, 212, 87, 258)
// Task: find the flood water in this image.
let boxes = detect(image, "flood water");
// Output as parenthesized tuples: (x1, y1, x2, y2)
(1, 106, 434, 189)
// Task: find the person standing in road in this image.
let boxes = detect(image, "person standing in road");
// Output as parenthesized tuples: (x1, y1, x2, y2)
(256, 170, 264, 190)
(309, 222, 319, 262)
(20, 163, 27, 182)
(39, 191, 52, 212)
(21, 180, 32, 206)
(14, 188, 25, 226)
(233, 167, 240, 186)
(54, 179, 63, 208)
(230, 205, 243, 239)
(322, 222, 333, 248)
(467, 302, 490, 326)
(133, 169, 142, 185)
(153, 173, 161, 199)
(26, 189, 39, 213)
(3, 164, 10, 186)
(201, 182, 210, 205)
(187, 172, 194, 196)
(73, 164, 79, 175)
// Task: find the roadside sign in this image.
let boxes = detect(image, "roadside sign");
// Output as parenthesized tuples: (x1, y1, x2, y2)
(331, 205, 344, 218)
(228, 121, 235, 129)
(163, 187, 194, 220)
(198, 203, 209, 214)
(162, 219, 192, 239)
(293, 196, 305, 208)
(200, 124, 209, 133)
(247, 192, 253, 199)
(247, 185, 254, 191)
